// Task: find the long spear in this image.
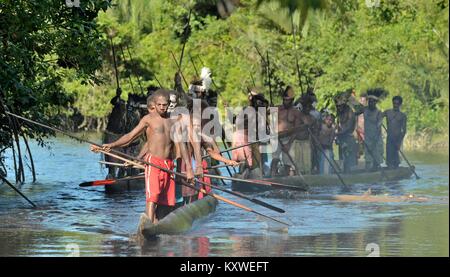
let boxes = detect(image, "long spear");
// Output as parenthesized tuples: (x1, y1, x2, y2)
(109, 37, 120, 90)
(266, 51, 273, 106)
(119, 45, 137, 95)
(170, 50, 189, 89)
(291, 16, 304, 95)
(178, 9, 193, 69)
(125, 45, 145, 95)
(95, 148, 286, 214)
(0, 175, 36, 207)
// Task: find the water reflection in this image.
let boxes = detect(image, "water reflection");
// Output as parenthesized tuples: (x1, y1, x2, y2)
(0, 136, 448, 256)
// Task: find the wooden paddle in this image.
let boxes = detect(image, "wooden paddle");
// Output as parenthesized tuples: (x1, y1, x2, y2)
(355, 129, 389, 181)
(307, 128, 349, 190)
(95, 149, 286, 214)
(79, 174, 144, 187)
(201, 173, 307, 192)
(7, 111, 289, 224)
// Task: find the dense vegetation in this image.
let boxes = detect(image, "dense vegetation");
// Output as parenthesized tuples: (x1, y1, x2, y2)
(0, 0, 111, 181)
(1, 0, 448, 172)
(65, 0, 448, 139)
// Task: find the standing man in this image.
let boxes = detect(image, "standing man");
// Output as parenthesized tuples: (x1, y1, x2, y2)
(91, 89, 194, 223)
(270, 86, 302, 177)
(295, 92, 319, 175)
(355, 92, 367, 159)
(361, 92, 384, 170)
(318, 113, 336, 175)
(335, 91, 358, 173)
(383, 96, 407, 169)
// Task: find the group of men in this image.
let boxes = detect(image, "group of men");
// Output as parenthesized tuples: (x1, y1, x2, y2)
(261, 87, 407, 177)
(91, 69, 238, 223)
(90, 67, 408, 223)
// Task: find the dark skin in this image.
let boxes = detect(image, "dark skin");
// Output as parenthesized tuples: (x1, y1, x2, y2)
(278, 97, 302, 153)
(91, 95, 194, 223)
(368, 98, 377, 111)
(383, 99, 407, 148)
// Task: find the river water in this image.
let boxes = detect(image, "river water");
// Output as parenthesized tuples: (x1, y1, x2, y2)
(0, 134, 448, 257)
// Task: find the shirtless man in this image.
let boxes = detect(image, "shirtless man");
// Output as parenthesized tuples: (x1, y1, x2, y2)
(270, 86, 302, 177)
(361, 94, 383, 170)
(296, 93, 319, 175)
(336, 98, 358, 173)
(91, 89, 194, 223)
(196, 133, 239, 199)
(383, 96, 407, 169)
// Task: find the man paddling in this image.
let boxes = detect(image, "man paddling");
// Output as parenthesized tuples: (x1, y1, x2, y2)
(91, 89, 194, 223)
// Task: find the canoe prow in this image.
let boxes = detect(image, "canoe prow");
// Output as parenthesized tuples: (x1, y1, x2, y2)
(138, 195, 218, 239)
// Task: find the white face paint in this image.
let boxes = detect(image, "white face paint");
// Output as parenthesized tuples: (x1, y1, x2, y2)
(168, 94, 178, 112)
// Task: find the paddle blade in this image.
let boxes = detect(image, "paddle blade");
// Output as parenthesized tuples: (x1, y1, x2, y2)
(79, 179, 116, 187)
(251, 199, 285, 213)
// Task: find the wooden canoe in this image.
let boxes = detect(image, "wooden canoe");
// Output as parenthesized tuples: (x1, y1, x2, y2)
(231, 166, 414, 192)
(104, 176, 223, 193)
(104, 177, 144, 193)
(137, 195, 218, 239)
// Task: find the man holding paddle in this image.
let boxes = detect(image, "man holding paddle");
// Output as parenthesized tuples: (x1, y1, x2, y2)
(91, 89, 195, 223)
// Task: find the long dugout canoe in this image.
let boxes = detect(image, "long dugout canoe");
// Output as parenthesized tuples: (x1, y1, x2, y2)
(137, 195, 218, 239)
(231, 166, 414, 193)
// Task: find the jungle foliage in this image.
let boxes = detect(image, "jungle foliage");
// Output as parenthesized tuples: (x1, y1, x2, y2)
(65, 0, 448, 136)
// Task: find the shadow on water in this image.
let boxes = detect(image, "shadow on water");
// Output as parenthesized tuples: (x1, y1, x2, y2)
(0, 135, 448, 256)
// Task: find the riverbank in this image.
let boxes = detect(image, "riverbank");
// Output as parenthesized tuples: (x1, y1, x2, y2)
(404, 132, 449, 152)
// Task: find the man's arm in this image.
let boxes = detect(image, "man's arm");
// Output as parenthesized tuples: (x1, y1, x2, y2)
(173, 120, 194, 182)
(188, 114, 205, 176)
(201, 134, 239, 166)
(401, 114, 407, 140)
(376, 110, 383, 133)
(92, 117, 147, 151)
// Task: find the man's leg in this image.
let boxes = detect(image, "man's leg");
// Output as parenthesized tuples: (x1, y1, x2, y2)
(364, 139, 373, 170)
(271, 140, 283, 176)
(386, 137, 393, 168)
(147, 201, 158, 223)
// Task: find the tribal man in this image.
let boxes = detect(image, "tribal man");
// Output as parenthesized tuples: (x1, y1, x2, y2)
(91, 89, 194, 223)
(383, 96, 407, 169)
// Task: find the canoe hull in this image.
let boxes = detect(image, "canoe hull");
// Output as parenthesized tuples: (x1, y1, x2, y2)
(104, 178, 144, 193)
(137, 195, 218, 239)
(232, 167, 414, 192)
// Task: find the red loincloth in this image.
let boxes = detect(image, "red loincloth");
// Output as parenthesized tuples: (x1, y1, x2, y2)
(144, 154, 175, 206)
(197, 160, 211, 199)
